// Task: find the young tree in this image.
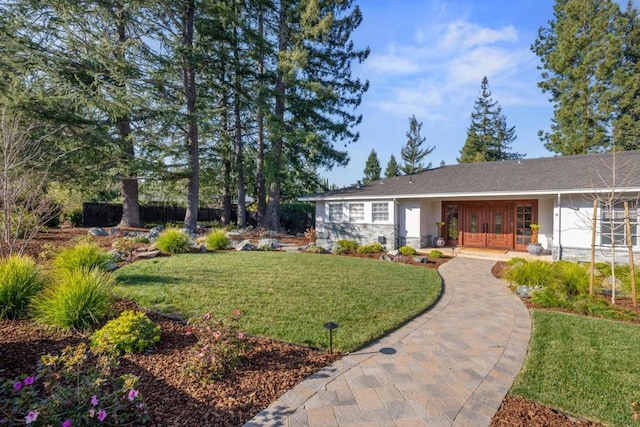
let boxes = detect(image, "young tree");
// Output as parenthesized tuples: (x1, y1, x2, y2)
(362, 149, 381, 183)
(532, 0, 624, 154)
(458, 77, 521, 163)
(385, 154, 400, 177)
(400, 115, 434, 175)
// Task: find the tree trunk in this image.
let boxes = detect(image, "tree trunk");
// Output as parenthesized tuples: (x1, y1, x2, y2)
(255, 3, 266, 224)
(233, 4, 246, 228)
(182, 0, 199, 232)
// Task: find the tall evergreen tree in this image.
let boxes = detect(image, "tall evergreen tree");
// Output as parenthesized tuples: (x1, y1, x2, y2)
(362, 149, 381, 183)
(458, 77, 521, 163)
(385, 154, 400, 177)
(532, 0, 624, 154)
(400, 115, 433, 175)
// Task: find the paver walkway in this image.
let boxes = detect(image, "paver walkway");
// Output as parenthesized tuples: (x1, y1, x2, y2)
(245, 257, 531, 427)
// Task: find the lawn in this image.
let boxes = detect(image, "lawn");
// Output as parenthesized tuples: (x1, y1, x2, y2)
(510, 309, 640, 426)
(113, 251, 442, 352)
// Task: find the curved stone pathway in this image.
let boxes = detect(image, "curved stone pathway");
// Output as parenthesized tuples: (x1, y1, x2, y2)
(245, 257, 531, 427)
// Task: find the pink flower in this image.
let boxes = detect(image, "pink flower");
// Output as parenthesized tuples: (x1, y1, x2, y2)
(185, 327, 192, 335)
(137, 403, 145, 411)
(203, 313, 211, 321)
(233, 309, 241, 317)
(91, 395, 99, 406)
(13, 381, 22, 391)
(127, 389, 139, 401)
(213, 331, 221, 339)
(97, 409, 107, 422)
(25, 411, 39, 424)
(62, 419, 72, 427)
(237, 332, 245, 339)
(89, 409, 95, 418)
(23, 377, 34, 386)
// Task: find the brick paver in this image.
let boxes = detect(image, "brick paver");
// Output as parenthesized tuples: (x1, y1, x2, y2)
(245, 257, 531, 427)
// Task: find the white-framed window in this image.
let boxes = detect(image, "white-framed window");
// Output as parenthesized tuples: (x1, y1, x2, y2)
(601, 201, 638, 246)
(349, 203, 365, 222)
(328, 203, 345, 222)
(372, 202, 389, 222)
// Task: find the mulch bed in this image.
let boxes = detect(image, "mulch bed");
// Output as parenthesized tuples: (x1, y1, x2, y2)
(2, 229, 609, 425)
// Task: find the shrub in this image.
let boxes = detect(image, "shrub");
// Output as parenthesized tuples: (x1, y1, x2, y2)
(184, 311, 249, 383)
(530, 286, 567, 308)
(52, 240, 113, 273)
(91, 310, 161, 355)
(504, 260, 555, 288)
(154, 228, 191, 255)
(336, 239, 359, 252)
(205, 228, 231, 251)
(305, 245, 327, 254)
(553, 260, 589, 297)
(0, 255, 46, 319)
(398, 245, 417, 256)
(112, 237, 138, 254)
(32, 268, 114, 331)
(357, 242, 385, 254)
(0, 343, 149, 425)
(429, 250, 445, 258)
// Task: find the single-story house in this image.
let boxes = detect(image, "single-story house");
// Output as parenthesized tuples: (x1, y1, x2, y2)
(301, 150, 640, 262)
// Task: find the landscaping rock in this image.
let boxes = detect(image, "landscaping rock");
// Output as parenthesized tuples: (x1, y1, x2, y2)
(387, 250, 399, 256)
(380, 254, 393, 262)
(516, 285, 543, 298)
(88, 227, 108, 237)
(602, 276, 623, 291)
(133, 249, 160, 260)
(147, 226, 164, 240)
(191, 242, 207, 253)
(235, 240, 255, 251)
(258, 239, 280, 250)
(109, 227, 121, 236)
(104, 262, 118, 271)
(413, 256, 428, 264)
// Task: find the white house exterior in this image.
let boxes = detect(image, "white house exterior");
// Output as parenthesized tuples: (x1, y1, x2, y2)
(302, 151, 640, 262)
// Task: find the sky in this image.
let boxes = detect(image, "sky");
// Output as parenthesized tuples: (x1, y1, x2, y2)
(323, 0, 560, 187)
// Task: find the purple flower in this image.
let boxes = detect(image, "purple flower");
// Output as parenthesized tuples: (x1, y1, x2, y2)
(62, 419, 72, 427)
(91, 395, 99, 406)
(23, 377, 34, 386)
(13, 381, 22, 391)
(137, 403, 145, 411)
(237, 332, 245, 340)
(203, 312, 211, 321)
(127, 389, 139, 401)
(97, 410, 107, 422)
(25, 411, 39, 424)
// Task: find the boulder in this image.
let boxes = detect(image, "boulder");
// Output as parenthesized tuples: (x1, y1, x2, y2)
(133, 249, 161, 260)
(258, 239, 281, 250)
(235, 240, 255, 251)
(601, 276, 623, 291)
(380, 254, 393, 262)
(147, 226, 164, 240)
(191, 242, 207, 253)
(88, 227, 108, 237)
(109, 227, 121, 236)
(104, 262, 118, 271)
(516, 285, 543, 298)
(413, 256, 427, 264)
(387, 250, 399, 256)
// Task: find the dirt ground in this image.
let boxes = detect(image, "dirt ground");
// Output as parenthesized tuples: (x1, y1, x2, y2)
(1, 229, 603, 425)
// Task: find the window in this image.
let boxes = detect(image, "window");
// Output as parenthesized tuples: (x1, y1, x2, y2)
(349, 203, 365, 222)
(601, 201, 638, 246)
(328, 203, 345, 222)
(372, 203, 389, 222)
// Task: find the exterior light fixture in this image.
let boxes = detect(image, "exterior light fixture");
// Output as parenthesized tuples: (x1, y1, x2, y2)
(323, 321, 339, 354)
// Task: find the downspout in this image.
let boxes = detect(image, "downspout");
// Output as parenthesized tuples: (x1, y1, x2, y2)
(394, 198, 400, 250)
(557, 193, 562, 260)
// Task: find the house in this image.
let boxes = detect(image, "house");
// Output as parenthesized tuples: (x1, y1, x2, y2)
(301, 151, 640, 262)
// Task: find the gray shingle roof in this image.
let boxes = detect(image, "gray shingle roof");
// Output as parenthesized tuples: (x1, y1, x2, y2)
(304, 151, 640, 201)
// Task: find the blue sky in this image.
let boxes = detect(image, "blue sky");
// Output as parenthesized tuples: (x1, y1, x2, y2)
(324, 0, 559, 187)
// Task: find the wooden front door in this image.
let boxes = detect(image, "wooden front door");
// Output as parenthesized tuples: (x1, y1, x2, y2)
(458, 202, 514, 249)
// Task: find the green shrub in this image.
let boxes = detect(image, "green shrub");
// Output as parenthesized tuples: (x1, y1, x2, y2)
(184, 311, 249, 383)
(506, 257, 528, 266)
(53, 241, 113, 273)
(0, 343, 149, 425)
(154, 228, 191, 255)
(571, 295, 638, 321)
(336, 239, 359, 252)
(32, 268, 114, 331)
(205, 228, 230, 251)
(398, 245, 417, 256)
(134, 236, 150, 244)
(429, 250, 445, 258)
(0, 255, 46, 319)
(553, 260, 589, 297)
(357, 242, 385, 254)
(91, 310, 161, 355)
(530, 286, 568, 308)
(504, 260, 554, 288)
(305, 245, 327, 254)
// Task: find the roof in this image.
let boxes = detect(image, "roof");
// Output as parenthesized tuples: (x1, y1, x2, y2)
(303, 151, 640, 201)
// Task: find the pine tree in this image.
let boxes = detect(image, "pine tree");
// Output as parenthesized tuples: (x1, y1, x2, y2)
(458, 77, 521, 163)
(385, 154, 400, 177)
(400, 115, 434, 174)
(532, 0, 624, 154)
(362, 149, 381, 183)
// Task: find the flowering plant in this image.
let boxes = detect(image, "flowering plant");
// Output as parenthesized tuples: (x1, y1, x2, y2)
(0, 343, 149, 425)
(184, 310, 249, 383)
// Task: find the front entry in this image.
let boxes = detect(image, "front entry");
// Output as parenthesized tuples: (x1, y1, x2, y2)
(443, 201, 538, 251)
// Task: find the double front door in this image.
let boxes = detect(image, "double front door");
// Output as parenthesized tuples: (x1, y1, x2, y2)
(443, 201, 537, 251)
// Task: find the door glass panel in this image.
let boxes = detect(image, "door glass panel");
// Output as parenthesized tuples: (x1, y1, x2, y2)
(516, 205, 533, 245)
(445, 205, 459, 240)
(494, 213, 502, 234)
(471, 213, 477, 233)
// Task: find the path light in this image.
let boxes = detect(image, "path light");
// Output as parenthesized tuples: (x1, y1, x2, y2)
(323, 321, 339, 354)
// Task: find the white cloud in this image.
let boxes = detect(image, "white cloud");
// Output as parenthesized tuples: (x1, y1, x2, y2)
(438, 21, 518, 51)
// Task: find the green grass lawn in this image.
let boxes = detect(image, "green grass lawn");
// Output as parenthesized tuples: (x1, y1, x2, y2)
(113, 252, 442, 352)
(511, 309, 640, 426)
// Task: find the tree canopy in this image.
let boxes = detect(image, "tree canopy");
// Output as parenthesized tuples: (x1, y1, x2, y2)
(362, 149, 381, 183)
(400, 115, 434, 175)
